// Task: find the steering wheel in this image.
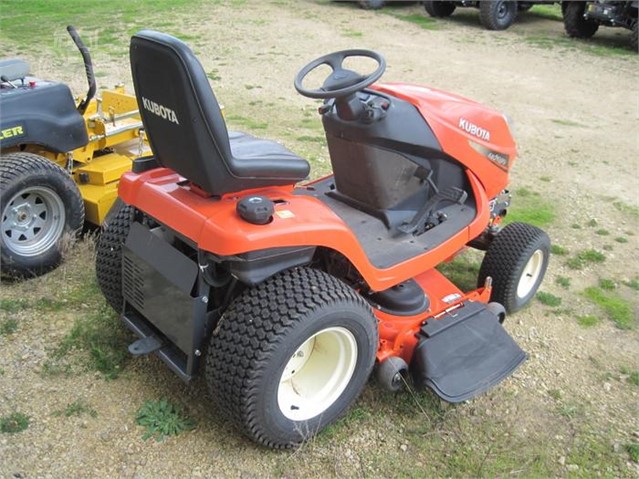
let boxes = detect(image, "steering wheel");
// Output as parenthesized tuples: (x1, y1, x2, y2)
(294, 49, 386, 99)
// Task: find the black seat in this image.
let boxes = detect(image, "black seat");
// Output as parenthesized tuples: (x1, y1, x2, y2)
(129, 30, 310, 196)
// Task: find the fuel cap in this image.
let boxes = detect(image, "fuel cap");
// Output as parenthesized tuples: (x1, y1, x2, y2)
(236, 195, 274, 225)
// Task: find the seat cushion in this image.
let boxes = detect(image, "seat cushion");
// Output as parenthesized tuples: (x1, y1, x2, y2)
(228, 131, 310, 180)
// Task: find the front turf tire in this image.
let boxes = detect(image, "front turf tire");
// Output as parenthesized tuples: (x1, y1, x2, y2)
(95, 201, 134, 312)
(478, 222, 550, 313)
(423, 1, 456, 18)
(479, 0, 518, 30)
(1, 152, 84, 278)
(563, 1, 599, 38)
(206, 267, 378, 448)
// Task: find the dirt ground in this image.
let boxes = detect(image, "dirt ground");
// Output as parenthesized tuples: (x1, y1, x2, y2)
(1, 1, 638, 477)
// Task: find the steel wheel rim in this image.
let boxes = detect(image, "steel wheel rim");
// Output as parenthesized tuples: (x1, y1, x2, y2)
(2, 186, 66, 257)
(517, 249, 544, 298)
(497, 1, 511, 20)
(278, 326, 358, 421)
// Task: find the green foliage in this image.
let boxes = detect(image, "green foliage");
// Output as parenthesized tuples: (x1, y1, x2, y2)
(0, 412, 30, 434)
(392, 14, 438, 30)
(0, 298, 29, 313)
(53, 304, 129, 379)
(536, 292, 562, 307)
(135, 399, 195, 441)
(622, 278, 639, 291)
(555, 276, 571, 289)
(226, 114, 269, 131)
(614, 236, 628, 243)
(598, 278, 615, 291)
(0, 0, 201, 54)
(576, 315, 599, 328)
(505, 189, 556, 227)
(54, 399, 97, 418)
(567, 250, 606, 270)
(583, 287, 634, 330)
(0, 318, 18, 336)
(625, 443, 639, 462)
(595, 228, 609, 236)
(613, 201, 639, 219)
(620, 366, 639, 387)
(551, 244, 569, 256)
(436, 251, 482, 292)
(342, 29, 363, 38)
(551, 118, 583, 127)
(548, 389, 562, 400)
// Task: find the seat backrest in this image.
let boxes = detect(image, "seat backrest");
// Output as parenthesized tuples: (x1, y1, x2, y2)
(129, 30, 233, 194)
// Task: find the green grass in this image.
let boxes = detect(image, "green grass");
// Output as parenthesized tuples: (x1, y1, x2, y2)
(391, 13, 438, 30)
(567, 249, 606, 270)
(548, 389, 562, 400)
(598, 278, 616, 291)
(595, 228, 609, 236)
(135, 399, 195, 441)
(0, 318, 18, 336)
(622, 278, 639, 291)
(576, 315, 599, 328)
(555, 276, 571, 289)
(0, 0, 203, 67)
(53, 399, 98, 418)
(583, 287, 634, 330)
(226, 114, 269, 131)
(551, 244, 569, 256)
(342, 29, 363, 38)
(0, 412, 30, 434)
(586, 219, 598, 227)
(505, 188, 556, 227)
(436, 251, 482, 292)
(537, 292, 562, 307)
(620, 366, 639, 387)
(614, 236, 628, 243)
(529, 4, 563, 21)
(550, 118, 583, 127)
(0, 298, 30, 313)
(52, 303, 130, 379)
(624, 443, 639, 462)
(613, 201, 639, 219)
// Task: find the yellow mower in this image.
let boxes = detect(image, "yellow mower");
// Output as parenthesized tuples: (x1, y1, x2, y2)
(0, 26, 148, 277)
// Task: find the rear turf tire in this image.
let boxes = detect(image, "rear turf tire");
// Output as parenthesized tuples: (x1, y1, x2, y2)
(206, 267, 378, 448)
(479, 0, 518, 30)
(478, 222, 550, 313)
(423, 1, 456, 18)
(96, 201, 134, 312)
(1, 152, 84, 278)
(563, 1, 599, 38)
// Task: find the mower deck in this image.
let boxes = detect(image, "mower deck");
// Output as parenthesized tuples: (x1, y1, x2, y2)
(300, 177, 476, 269)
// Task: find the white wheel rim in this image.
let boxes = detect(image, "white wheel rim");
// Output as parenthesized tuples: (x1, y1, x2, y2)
(278, 326, 357, 422)
(2, 186, 66, 257)
(517, 249, 544, 299)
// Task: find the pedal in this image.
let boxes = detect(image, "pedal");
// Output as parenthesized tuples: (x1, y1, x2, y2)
(398, 187, 468, 235)
(128, 335, 164, 356)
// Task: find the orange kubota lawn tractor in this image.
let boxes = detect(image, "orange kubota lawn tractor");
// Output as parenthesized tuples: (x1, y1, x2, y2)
(97, 31, 550, 448)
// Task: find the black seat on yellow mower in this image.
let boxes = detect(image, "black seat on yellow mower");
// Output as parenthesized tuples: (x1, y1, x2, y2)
(129, 30, 310, 196)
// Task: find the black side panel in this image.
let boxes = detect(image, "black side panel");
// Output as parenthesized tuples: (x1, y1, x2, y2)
(122, 222, 208, 379)
(0, 78, 88, 152)
(411, 301, 527, 403)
